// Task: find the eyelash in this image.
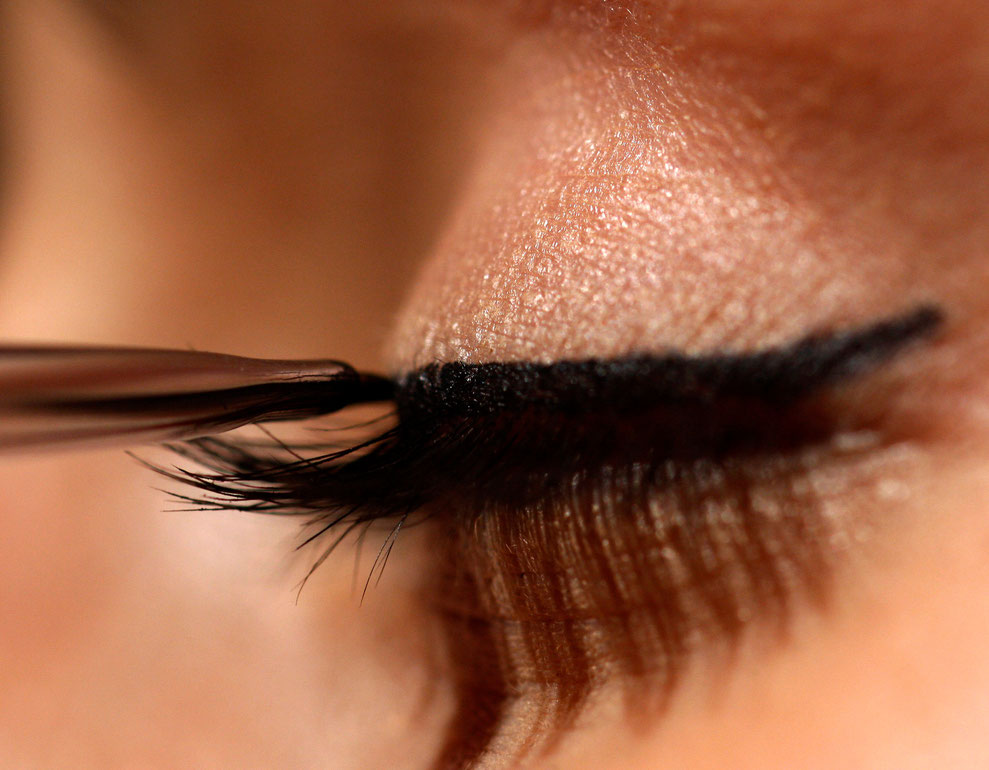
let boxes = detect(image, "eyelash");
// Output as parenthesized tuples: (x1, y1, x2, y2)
(140, 305, 939, 768)
(0, 305, 941, 769)
(151, 305, 939, 534)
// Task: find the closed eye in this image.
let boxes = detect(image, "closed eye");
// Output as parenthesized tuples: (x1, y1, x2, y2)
(0, 305, 941, 766)
(139, 304, 942, 768)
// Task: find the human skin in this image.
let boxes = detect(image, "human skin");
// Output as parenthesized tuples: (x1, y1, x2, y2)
(0, 0, 988, 768)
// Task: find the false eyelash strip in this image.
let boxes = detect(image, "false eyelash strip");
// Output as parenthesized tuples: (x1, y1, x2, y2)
(133, 304, 943, 528)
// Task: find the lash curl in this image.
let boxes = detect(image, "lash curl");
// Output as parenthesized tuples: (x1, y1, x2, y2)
(138, 305, 941, 769)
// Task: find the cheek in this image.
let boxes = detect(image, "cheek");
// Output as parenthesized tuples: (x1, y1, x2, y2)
(530, 443, 989, 770)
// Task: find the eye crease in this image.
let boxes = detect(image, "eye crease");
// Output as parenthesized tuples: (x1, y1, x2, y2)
(0, 304, 939, 769)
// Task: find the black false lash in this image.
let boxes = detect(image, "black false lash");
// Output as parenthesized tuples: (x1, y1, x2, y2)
(129, 304, 942, 543)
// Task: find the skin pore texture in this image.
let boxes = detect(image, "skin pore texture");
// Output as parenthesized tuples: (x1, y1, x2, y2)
(1, 1, 989, 769)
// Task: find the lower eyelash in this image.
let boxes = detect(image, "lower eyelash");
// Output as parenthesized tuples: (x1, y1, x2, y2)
(164, 416, 894, 769)
(430, 449, 847, 766)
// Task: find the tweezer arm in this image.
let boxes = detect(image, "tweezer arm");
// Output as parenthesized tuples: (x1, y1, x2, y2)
(0, 344, 394, 451)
